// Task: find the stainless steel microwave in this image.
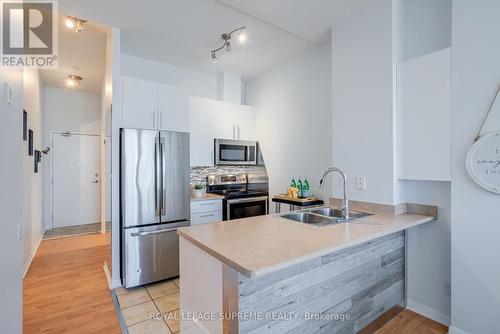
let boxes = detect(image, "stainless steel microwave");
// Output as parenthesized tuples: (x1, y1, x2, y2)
(214, 139, 258, 165)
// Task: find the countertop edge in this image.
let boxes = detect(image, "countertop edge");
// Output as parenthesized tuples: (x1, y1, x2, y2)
(178, 229, 255, 278)
(178, 215, 436, 279)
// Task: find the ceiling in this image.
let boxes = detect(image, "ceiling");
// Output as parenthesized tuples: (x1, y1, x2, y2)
(40, 15, 107, 94)
(216, 0, 375, 44)
(59, 0, 374, 77)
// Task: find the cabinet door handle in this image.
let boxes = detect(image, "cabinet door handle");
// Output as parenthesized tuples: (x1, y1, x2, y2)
(153, 110, 156, 128)
(237, 125, 240, 139)
(232, 125, 235, 139)
(160, 111, 163, 128)
(199, 214, 216, 218)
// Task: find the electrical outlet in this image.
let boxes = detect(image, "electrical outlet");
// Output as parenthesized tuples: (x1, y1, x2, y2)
(17, 223, 23, 242)
(356, 176, 367, 190)
(445, 281, 451, 297)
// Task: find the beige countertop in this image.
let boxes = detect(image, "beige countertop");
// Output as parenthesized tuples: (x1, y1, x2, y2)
(178, 210, 435, 279)
(190, 191, 224, 202)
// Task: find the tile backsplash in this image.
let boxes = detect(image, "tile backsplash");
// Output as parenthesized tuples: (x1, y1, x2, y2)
(190, 165, 267, 187)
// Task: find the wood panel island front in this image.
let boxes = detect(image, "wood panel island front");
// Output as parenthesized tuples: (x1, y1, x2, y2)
(177, 205, 435, 334)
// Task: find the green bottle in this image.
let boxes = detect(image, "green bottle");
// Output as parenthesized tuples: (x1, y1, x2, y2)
(297, 177, 303, 198)
(291, 177, 297, 188)
(303, 177, 310, 198)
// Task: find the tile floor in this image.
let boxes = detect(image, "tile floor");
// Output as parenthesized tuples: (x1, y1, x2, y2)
(115, 277, 191, 334)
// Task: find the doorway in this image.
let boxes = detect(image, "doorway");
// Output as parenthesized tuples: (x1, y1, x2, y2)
(51, 132, 100, 229)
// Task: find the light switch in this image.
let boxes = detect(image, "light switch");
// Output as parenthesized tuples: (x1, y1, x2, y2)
(3, 82, 13, 105)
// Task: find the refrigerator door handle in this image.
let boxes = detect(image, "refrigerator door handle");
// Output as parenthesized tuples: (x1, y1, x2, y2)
(160, 136, 167, 216)
(155, 136, 161, 216)
(131, 227, 177, 237)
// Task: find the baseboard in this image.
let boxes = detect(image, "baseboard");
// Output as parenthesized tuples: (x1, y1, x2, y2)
(406, 299, 450, 326)
(110, 279, 122, 289)
(23, 231, 44, 278)
(448, 326, 471, 334)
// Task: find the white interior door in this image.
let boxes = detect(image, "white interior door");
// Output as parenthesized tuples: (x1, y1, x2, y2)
(52, 133, 100, 228)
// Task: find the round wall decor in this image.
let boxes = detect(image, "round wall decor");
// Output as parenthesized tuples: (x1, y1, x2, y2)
(466, 132, 500, 194)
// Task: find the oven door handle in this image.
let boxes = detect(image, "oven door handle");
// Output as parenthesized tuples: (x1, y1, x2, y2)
(226, 196, 268, 204)
(226, 196, 269, 220)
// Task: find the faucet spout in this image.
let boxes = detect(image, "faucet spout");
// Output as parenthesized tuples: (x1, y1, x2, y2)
(319, 167, 350, 220)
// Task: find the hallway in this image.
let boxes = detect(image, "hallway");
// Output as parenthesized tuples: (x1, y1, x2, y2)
(23, 233, 120, 333)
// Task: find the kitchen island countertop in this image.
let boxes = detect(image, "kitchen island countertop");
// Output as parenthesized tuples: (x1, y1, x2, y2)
(178, 209, 435, 278)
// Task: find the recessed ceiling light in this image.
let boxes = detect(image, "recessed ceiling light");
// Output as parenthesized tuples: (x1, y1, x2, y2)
(66, 74, 83, 88)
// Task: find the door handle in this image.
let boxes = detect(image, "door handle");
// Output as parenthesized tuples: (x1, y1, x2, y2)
(92, 180, 99, 183)
(131, 227, 177, 237)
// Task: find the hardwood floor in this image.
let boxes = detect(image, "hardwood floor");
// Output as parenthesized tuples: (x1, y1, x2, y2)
(23, 233, 121, 334)
(377, 309, 448, 334)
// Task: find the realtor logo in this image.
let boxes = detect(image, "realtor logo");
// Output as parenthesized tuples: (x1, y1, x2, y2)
(1, 0, 58, 68)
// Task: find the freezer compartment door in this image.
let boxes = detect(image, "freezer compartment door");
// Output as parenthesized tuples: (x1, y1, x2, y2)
(121, 129, 160, 228)
(159, 131, 190, 223)
(122, 222, 187, 288)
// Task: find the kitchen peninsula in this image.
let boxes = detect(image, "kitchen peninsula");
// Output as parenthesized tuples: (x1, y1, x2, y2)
(177, 203, 436, 334)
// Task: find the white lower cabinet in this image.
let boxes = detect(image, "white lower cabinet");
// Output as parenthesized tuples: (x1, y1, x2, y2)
(190, 199, 222, 226)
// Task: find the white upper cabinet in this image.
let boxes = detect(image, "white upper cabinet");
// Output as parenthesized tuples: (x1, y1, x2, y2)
(158, 83, 189, 132)
(235, 104, 255, 141)
(189, 97, 256, 166)
(214, 102, 237, 140)
(213, 103, 255, 141)
(122, 76, 189, 132)
(189, 97, 216, 166)
(397, 48, 451, 181)
(122, 76, 158, 129)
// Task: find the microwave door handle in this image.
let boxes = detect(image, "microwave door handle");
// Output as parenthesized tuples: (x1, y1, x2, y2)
(246, 145, 250, 162)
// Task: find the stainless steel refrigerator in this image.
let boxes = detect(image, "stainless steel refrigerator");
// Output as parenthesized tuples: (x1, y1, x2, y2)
(120, 129, 190, 288)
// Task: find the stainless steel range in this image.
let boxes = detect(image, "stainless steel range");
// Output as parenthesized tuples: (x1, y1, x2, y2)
(207, 173, 269, 220)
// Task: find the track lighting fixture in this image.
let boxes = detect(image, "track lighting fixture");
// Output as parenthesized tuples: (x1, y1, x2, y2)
(210, 26, 246, 63)
(65, 16, 87, 33)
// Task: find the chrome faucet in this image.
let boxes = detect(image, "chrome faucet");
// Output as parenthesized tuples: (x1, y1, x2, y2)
(319, 167, 350, 220)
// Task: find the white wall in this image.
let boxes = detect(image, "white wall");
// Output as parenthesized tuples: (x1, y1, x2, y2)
(121, 53, 218, 100)
(400, 180, 451, 324)
(44, 87, 101, 135)
(246, 43, 333, 207)
(332, 0, 395, 204)
(0, 67, 23, 334)
(397, 0, 452, 62)
(450, 0, 500, 333)
(331, 0, 452, 325)
(22, 69, 45, 276)
(43, 87, 101, 230)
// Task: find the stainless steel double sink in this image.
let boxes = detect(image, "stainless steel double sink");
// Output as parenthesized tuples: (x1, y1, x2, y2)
(280, 207, 371, 227)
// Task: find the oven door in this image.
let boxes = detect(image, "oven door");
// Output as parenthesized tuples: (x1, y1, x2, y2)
(226, 196, 268, 220)
(215, 139, 257, 165)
